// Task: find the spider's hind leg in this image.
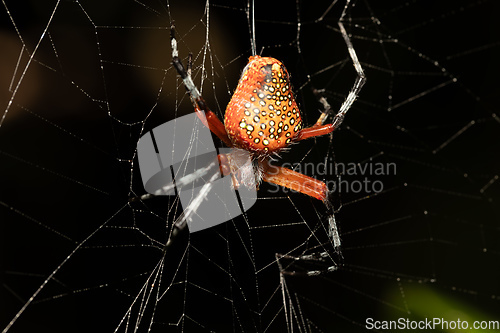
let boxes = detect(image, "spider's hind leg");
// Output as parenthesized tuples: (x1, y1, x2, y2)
(323, 191, 342, 253)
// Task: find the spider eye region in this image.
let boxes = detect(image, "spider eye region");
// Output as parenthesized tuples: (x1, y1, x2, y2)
(224, 56, 302, 155)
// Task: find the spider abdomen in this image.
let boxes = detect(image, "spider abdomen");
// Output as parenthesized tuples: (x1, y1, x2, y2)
(225, 56, 302, 155)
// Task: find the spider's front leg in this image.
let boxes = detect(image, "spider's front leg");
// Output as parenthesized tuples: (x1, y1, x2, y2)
(294, 122, 335, 141)
(292, 87, 354, 142)
(170, 24, 232, 147)
(294, 1, 367, 143)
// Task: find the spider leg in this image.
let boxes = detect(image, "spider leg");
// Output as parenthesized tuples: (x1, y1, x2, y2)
(260, 159, 342, 252)
(295, 123, 335, 141)
(321, 1, 367, 129)
(194, 104, 233, 147)
(130, 156, 224, 202)
(277, 253, 338, 276)
(170, 25, 232, 147)
(295, 1, 366, 143)
(336, 0, 367, 128)
(187, 52, 193, 78)
(312, 87, 334, 127)
(260, 159, 328, 202)
(163, 170, 221, 251)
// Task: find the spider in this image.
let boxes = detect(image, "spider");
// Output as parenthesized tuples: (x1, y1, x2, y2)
(153, 17, 365, 253)
(170, 25, 365, 204)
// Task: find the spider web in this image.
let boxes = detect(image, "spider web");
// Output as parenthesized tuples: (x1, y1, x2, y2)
(1, 0, 500, 332)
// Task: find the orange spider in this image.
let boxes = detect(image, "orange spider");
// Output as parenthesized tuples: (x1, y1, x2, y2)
(170, 25, 364, 203)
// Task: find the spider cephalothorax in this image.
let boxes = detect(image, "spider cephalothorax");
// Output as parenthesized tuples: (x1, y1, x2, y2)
(225, 56, 303, 155)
